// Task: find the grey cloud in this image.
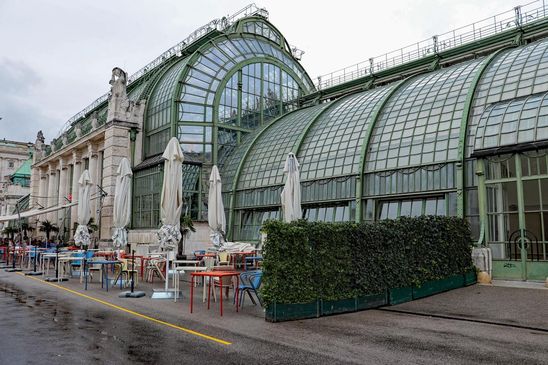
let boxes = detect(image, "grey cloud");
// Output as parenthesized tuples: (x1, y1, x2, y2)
(0, 59, 58, 142)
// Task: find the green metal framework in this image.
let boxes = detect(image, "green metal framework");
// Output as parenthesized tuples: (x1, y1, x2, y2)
(465, 38, 548, 158)
(474, 90, 548, 152)
(223, 37, 548, 243)
(134, 17, 314, 226)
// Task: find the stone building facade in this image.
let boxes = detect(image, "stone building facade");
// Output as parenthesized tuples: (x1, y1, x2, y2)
(0, 139, 33, 218)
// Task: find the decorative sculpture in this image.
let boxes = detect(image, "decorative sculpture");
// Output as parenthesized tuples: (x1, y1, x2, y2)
(107, 67, 130, 123)
(90, 111, 99, 130)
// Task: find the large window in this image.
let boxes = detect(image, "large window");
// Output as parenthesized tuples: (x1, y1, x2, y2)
(303, 203, 354, 222)
(377, 195, 453, 220)
(218, 62, 301, 130)
(132, 166, 162, 228)
(237, 209, 279, 241)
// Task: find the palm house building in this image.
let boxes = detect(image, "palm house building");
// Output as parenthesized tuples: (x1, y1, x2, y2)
(24, 3, 548, 281)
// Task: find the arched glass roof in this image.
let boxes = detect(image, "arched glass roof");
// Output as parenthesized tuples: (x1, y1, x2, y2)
(299, 85, 394, 181)
(242, 20, 281, 45)
(178, 34, 314, 126)
(474, 91, 548, 152)
(366, 59, 485, 171)
(146, 57, 191, 132)
(466, 38, 548, 157)
(236, 104, 329, 190)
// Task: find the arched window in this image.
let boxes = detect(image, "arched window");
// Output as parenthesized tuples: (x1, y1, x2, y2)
(218, 62, 301, 129)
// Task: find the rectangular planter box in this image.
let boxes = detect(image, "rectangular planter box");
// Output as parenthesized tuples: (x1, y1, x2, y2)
(412, 275, 464, 299)
(321, 298, 357, 316)
(389, 287, 413, 305)
(357, 292, 387, 310)
(265, 301, 319, 322)
(463, 271, 477, 286)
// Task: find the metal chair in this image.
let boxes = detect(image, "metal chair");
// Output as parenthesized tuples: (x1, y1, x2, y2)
(237, 270, 263, 308)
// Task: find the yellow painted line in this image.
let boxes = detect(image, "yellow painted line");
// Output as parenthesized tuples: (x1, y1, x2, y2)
(17, 273, 231, 346)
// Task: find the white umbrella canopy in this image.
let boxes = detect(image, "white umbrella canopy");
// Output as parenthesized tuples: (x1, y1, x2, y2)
(157, 137, 184, 250)
(74, 170, 93, 247)
(281, 153, 302, 222)
(112, 158, 133, 248)
(208, 165, 226, 247)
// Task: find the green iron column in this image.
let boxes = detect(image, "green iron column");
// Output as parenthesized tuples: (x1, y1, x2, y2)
(456, 48, 509, 218)
(355, 78, 409, 222)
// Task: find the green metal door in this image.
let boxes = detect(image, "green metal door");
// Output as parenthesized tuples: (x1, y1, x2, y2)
(483, 153, 548, 281)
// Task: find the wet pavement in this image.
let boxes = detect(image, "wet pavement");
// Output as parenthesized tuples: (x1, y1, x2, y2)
(0, 270, 547, 364)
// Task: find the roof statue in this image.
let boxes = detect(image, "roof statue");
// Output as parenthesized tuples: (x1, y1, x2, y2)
(90, 110, 99, 130)
(107, 67, 130, 123)
(33, 130, 45, 162)
(35, 130, 44, 150)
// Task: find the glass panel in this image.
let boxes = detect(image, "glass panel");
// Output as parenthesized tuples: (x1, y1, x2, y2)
(425, 198, 437, 215)
(523, 179, 541, 211)
(410, 200, 422, 217)
(400, 200, 412, 216)
(387, 202, 398, 219)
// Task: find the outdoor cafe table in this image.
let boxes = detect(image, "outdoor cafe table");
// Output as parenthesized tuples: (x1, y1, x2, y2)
(57, 256, 87, 282)
(229, 252, 256, 269)
(92, 260, 123, 291)
(95, 251, 117, 260)
(194, 253, 216, 261)
(190, 271, 240, 316)
(40, 252, 71, 277)
(172, 265, 206, 302)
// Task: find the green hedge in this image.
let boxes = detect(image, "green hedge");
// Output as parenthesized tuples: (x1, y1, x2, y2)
(261, 216, 473, 306)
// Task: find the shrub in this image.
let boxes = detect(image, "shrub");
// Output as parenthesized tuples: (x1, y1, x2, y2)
(262, 216, 473, 306)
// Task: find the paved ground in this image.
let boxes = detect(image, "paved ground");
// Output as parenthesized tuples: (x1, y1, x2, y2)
(0, 269, 546, 364)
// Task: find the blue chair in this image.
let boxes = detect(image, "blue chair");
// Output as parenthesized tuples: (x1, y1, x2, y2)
(70, 253, 85, 277)
(237, 270, 263, 308)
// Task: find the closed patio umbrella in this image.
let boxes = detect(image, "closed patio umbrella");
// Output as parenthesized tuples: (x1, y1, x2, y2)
(112, 158, 132, 249)
(208, 165, 225, 247)
(157, 137, 184, 250)
(280, 153, 301, 222)
(74, 170, 92, 247)
(153, 138, 184, 299)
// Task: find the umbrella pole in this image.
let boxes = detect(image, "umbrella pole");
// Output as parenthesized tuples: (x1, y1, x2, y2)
(84, 245, 88, 290)
(130, 249, 135, 293)
(25, 245, 43, 276)
(119, 243, 145, 298)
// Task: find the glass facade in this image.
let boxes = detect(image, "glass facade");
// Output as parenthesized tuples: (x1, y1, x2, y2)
(135, 19, 314, 227)
(366, 59, 484, 171)
(242, 20, 281, 45)
(466, 38, 548, 158)
(219, 62, 301, 130)
(474, 91, 548, 151)
(222, 36, 548, 245)
(132, 166, 162, 229)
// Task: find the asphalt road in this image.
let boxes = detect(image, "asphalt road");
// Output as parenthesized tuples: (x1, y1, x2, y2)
(0, 272, 546, 365)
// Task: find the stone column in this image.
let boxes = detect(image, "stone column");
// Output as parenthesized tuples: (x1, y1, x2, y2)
(46, 164, 57, 223)
(57, 159, 69, 240)
(36, 169, 48, 226)
(99, 122, 135, 243)
(71, 152, 82, 235)
(38, 169, 47, 207)
(87, 143, 99, 223)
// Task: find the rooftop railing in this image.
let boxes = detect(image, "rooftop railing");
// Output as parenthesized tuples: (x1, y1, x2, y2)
(316, 0, 548, 90)
(56, 3, 268, 138)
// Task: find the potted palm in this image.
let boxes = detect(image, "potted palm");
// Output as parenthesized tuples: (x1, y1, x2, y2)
(39, 220, 59, 244)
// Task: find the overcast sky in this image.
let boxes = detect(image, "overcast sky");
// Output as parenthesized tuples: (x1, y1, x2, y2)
(0, 0, 527, 142)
